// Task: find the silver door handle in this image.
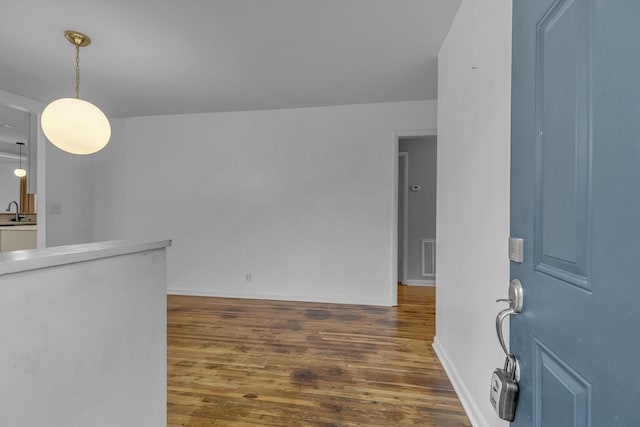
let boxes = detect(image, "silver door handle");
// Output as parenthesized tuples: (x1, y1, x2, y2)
(496, 306, 516, 357)
(495, 279, 523, 358)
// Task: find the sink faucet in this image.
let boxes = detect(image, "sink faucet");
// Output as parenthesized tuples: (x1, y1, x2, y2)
(6, 201, 20, 222)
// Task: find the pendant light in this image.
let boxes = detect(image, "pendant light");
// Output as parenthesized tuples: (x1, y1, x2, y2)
(41, 30, 111, 155)
(13, 142, 26, 177)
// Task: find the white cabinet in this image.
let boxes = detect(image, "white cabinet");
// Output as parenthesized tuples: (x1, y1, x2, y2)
(0, 226, 36, 252)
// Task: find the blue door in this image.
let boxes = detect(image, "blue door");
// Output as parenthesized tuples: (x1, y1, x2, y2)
(510, 0, 640, 425)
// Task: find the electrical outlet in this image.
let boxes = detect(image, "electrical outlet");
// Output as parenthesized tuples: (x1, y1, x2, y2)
(245, 272, 252, 282)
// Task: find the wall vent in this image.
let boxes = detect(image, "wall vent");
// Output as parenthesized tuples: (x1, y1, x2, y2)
(421, 239, 436, 278)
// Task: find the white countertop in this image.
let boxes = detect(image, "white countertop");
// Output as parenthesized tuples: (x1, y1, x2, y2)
(0, 239, 172, 276)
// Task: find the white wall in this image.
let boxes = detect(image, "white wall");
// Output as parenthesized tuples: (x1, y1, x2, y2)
(0, 158, 20, 205)
(92, 101, 436, 305)
(46, 142, 94, 246)
(0, 106, 30, 206)
(433, 0, 512, 426)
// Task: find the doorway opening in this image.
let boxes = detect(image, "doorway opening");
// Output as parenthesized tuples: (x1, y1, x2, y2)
(392, 130, 437, 305)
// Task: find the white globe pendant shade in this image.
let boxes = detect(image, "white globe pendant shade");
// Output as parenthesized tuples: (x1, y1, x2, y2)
(41, 97, 111, 155)
(14, 168, 26, 177)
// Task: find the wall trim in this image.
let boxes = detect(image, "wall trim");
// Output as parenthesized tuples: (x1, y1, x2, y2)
(399, 152, 409, 285)
(391, 128, 438, 306)
(405, 279, 435, 286)
(433, 336, 491, 427)
(167, 288, 393, 306)
(395, 129, 438, 138)
(0, 89, 47, 249)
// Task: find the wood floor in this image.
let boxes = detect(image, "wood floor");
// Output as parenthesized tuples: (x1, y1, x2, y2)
(167, 286, 471, 426)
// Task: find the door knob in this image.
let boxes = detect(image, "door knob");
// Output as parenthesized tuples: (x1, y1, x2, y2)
(496, 279, 523, 313)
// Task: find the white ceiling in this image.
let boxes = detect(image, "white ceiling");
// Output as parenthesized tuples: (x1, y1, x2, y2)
(0, 0, 461, 118)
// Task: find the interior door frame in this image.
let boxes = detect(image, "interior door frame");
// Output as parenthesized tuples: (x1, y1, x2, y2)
(398, 151, 409, 285)
(0, 89, 46, 249)
(391, 129, 436, 306)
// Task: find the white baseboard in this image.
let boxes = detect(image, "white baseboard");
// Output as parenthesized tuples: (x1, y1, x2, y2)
(405, 279, 435, 286)
(432, 336, 490, 427)
(166, 288, 393, 306)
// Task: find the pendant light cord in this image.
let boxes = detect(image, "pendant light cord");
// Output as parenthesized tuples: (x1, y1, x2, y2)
(75, 44, 80, 99)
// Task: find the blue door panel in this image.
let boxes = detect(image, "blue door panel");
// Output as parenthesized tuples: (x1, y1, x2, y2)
(535, 0, 591, 289)
(510, 0, 640, 425)
(534, 339, 590, 427)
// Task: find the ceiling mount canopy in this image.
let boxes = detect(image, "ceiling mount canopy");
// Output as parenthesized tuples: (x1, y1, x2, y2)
(64, 30, 91, 48)
(41, 29, 111, 155)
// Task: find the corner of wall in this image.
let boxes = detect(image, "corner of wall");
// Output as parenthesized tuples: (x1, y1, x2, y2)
(433, 337, 491, 427)
(435, 0, 513, 426)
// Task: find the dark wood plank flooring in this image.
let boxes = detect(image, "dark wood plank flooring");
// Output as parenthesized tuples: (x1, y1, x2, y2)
(167, 286, 471, 426)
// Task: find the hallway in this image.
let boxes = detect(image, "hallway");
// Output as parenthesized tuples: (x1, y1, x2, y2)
(167, 286, 470, 426)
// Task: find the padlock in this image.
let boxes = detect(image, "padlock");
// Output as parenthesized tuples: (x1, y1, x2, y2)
(489, 354, 519, 421)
